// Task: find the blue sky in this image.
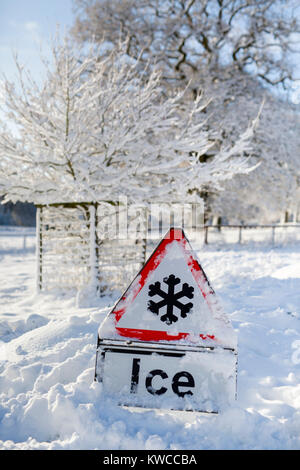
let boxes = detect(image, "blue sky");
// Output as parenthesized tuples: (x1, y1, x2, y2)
(0, 0, 75, 81)
(0, 0, 299, 102)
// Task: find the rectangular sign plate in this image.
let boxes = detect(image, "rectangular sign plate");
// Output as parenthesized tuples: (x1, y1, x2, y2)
(95, 344, 237, 413)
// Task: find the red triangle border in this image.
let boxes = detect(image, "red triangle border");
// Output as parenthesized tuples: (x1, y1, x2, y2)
(105, 227, 218, 343)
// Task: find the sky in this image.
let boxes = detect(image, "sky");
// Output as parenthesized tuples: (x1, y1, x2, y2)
(0, 0, 75, 81)
(0, 0, 299, 102)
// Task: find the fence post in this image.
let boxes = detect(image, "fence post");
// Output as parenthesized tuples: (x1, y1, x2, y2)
(36, 206, 43, 292)
(89, 204, 98, 291)
(142, 207, 148, 264)
(238, 226, 242, 244)
(271, 226, 275, 245)
(204, 226, 208, 244)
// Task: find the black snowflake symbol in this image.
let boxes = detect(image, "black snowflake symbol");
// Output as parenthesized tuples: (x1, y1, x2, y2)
(148, 274, 194, 325)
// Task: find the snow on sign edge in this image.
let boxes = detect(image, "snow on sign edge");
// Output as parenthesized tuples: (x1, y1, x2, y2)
(98, 227, 237, 350)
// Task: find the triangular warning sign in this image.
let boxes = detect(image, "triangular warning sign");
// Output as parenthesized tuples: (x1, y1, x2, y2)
(99, 228, 236, 350)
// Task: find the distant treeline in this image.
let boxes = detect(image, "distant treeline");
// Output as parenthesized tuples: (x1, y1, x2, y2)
(0, 198, 36, 226)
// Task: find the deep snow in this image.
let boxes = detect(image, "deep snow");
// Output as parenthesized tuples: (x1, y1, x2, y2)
(0, 236, 300, 450)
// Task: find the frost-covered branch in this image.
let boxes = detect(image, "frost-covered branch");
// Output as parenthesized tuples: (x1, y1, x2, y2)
(0, 36, 257, 205)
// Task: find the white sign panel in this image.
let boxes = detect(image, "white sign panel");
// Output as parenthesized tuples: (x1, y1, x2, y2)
(96, 344, 237, 412)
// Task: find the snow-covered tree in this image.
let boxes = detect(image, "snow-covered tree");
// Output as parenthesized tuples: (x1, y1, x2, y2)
(72, 0, 300, 89)
(0, 36, 257, 206)
(201, 72, 300, 224)
(70, 0, 300, 223)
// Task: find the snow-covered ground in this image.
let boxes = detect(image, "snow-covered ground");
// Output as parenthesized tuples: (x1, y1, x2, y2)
(0, 237, 300, 450)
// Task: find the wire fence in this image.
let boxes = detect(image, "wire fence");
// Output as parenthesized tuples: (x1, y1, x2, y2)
(1, 223, 300, 254)
(201, 224, 300, 246)
(0, 227, 36, 252)
(1, 222, 299, 294)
